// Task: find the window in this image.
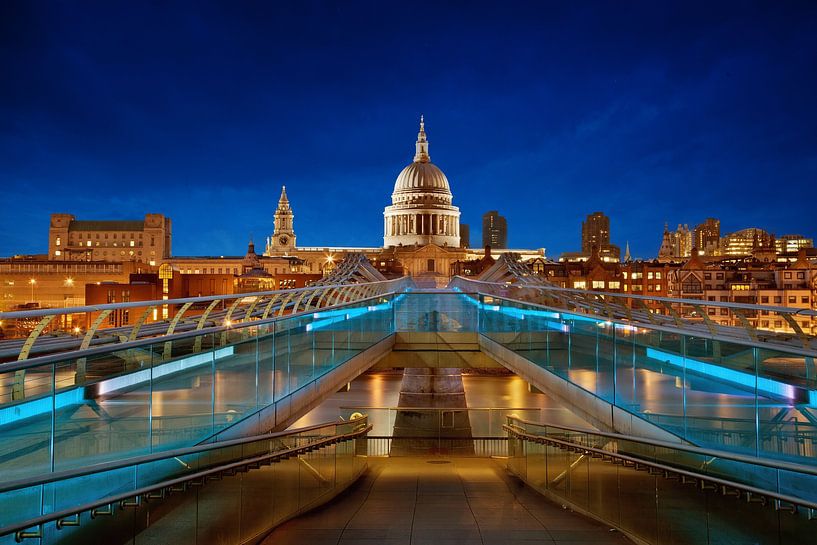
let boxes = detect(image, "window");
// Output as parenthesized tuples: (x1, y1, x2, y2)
(716, 273, 724, 279)
(774, 296, 782, 304)
(608, 281, 621, 289)
(632, 272, 642, 279)
(55, 237, 61, 246)
(720, 308, 729, 316)
(648, 285, 654, 292)
(632, 284, 642, 291)
(761, 320, 769, 328)
(720, 296, 728, 302)
(761, 296, 769, 303)
(655, 284, 662, 291)
(86, 240, 91, 247)
(708, 308, 716, 315)
(129, 240, 135, 247)
(623, 272, 629, 280)
(623, 285, 628, 292)
(54, 250, 61, 256)
(774, 320, 782, 328)
(648, 272, 654, 280)
(788, 296, 796, 304)
(802, 296, 809, 304)
(761, 310, 769, 316)
(655, 272, 662, 279)
(797, 272, 805, 279)
(592, 280, 605, 289)
(784, 272, 792, 279)
(704, 273, 712, 280)
(573, 281, 587, 289)
(708, 296, 715, 301)
(681, 279, 702, 293)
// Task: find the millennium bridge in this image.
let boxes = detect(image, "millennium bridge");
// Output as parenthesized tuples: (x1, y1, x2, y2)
(0, 254, 815, 545)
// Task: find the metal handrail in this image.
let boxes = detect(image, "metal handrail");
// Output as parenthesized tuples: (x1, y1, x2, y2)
(504, 423, 817, 514)
(0, 421, 372, 540)
(506, 416, 817, 477)
(0, 290, 397, 374)
(478, 291, 817, 357)
(454, 276, 817, 317)
(0, 418, 356, 494)
(0, 277, 408, 321)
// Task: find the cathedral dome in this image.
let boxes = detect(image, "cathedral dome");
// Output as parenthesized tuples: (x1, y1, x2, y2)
(393, 162, 451, 195)
(383, 116, 461, 248)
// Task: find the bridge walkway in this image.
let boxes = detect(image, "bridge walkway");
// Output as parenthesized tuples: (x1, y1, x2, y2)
(262, 456, 631, 545)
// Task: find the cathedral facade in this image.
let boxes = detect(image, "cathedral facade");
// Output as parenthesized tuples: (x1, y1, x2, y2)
(264, 117, 522, 282)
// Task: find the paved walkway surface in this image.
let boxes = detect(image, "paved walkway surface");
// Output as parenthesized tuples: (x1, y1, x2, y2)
(261, 457, 632, 545)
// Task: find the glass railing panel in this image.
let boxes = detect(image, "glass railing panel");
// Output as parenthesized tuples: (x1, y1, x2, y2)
(257, 328, 275, 408)
(613, 323, 638, 409)
(277, 315, 313, 395)
(0, 363, 55, 483)
(586, 454, 621, 529)
(212, 336, 258, 432)
(54, 349, 151, 473)
(151, 337, 216, 450)
(485, 294, 817, 463)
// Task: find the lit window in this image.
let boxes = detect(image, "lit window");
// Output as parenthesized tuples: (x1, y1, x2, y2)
(86, 241, 91, 247)
(648, 272, 654, 280)
(592, 280, 605, 289)
(55, 237, 61, 246)
(655, 272, 662, 280)
(130, 240, 135, 247)
(608, 281, 621, 289)
(574, 281, 587, 289)
(55, 250, 61, 256)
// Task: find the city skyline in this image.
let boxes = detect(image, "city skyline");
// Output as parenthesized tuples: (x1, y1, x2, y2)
(2, 2, 816, 259)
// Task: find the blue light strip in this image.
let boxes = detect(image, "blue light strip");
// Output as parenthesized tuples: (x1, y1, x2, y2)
(646, 347, 802, 402)
(0, 346, 235, 426)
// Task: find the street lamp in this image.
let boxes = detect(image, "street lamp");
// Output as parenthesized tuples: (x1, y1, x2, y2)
(29, 278, 36, 304)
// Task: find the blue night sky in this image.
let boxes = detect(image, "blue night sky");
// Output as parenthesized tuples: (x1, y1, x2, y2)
(2, 1, 816, 259)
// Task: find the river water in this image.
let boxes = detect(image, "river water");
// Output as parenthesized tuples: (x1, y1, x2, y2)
(291, 371, 591, 435)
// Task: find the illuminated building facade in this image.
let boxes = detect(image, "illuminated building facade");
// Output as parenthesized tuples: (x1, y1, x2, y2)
(482, 211, 507, 249)
(693, 217, 721, 256)
(658, 223, 693, 262)
(669, 249, 816, 335)
(383, 117, 462, 249)
(720, 227, 774, 257)
(48, 213, 172, 264)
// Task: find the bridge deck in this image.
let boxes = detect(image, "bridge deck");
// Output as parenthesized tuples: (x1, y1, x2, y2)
(262, 456, 631, 545)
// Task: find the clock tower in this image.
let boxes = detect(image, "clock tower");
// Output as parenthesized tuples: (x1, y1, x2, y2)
(268, 186, 296, 254)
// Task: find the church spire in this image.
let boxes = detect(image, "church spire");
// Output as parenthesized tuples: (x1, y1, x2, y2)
(413, 115, 430, 163)
(624, 241, 631, 262)
(278, 186, 290, 209)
